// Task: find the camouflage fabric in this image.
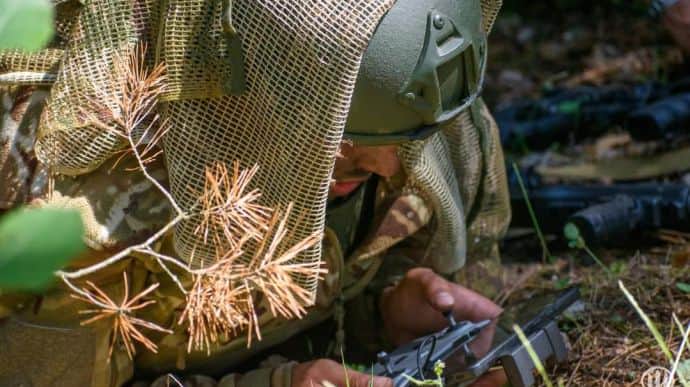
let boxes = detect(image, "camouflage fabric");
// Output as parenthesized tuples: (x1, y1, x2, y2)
(35, 155, 173, 250)
(0, 86, 50, 209)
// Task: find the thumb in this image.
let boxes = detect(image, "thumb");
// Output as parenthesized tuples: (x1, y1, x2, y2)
(410, 268, 455, 311)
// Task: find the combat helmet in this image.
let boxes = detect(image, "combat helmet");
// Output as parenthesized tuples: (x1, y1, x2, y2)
(345, 0, 487, 145)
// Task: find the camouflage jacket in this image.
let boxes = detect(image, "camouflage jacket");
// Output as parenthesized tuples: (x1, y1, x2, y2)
(0, 85, 509, 387)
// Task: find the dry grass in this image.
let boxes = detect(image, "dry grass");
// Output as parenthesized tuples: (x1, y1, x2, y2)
(501, 246, 690, 386)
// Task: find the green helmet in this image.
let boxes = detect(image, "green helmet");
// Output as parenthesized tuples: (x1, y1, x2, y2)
(344, 0, 487, 145)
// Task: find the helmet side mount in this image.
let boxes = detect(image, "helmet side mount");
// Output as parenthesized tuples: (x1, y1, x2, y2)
(398, 9, 487, 127)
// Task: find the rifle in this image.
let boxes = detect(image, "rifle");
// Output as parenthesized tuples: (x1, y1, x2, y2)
(496, 83, 658, 150)
(509, 167, 690, 246)
(371, 287, 580, 387)
(497, 79, 690, 150)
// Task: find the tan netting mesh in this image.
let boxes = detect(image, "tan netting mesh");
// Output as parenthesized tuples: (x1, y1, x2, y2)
(158, 0, 235, 100)
(164, 1, 396, 296)
(0, 49, 63, 85)
(34, 0, 156, 175)
(53, 0, 86, 48)
(465, 101, 511, 262)
(10, 0, 396, 300)
(399, 100, 510, 274)
(0, 49, 63, 74)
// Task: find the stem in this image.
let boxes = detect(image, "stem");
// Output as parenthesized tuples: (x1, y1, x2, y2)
(583, 244, 614, 278)
(135, 247, 189, 294)
(511, 163, 553, 263)
(127, 135, 184, 216)
(619, 280, 675, 362)
(666, 322, 690, 387)
(61, 276, 111, 310)
(57, 213, 188, 279)
(514, 324, 554, 387)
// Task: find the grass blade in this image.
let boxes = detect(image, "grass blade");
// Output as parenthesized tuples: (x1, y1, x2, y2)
(512, 162, 553, 263)
(513, 324, 554, 387)
(619, 281, 673, 361)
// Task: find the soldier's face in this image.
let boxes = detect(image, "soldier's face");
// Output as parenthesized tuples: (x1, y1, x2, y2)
(330, 142, 401, 199)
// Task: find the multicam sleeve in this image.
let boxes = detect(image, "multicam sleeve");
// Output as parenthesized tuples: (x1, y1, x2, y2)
(0, 86, 50, 209)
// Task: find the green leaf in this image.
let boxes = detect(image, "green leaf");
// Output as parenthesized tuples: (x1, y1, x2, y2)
(0, 0, 54, 51)
(0, 208, 85, 291)
(563, 222, 580, 242)
(610, 261, 626, 276)
(677, 282, 690, 294)
(679, 359, 690, 381)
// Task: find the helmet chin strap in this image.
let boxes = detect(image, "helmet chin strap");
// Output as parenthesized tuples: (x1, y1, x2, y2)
(221, 0, 247, 95)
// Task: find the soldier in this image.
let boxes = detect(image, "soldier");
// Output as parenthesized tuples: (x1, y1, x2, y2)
(0, 0, 510, 386)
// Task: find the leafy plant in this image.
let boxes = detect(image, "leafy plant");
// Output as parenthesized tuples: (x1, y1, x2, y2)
(403, 360, 446, 386)
(0, 208, 85, 291)
(0, 0, 54, 51)
(564, 222, 614, 277)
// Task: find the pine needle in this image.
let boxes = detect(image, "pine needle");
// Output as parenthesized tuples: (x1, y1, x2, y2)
(71, 272, 172, 360)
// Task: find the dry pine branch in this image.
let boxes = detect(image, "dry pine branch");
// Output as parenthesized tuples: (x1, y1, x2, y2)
(71, 272, 172, 360)
(179, 204, 324, 353)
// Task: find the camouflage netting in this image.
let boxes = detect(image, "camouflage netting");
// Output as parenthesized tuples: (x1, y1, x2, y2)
(33, 0, 156, 175)
(4, 0, 399, 298)
(164, 0, 398, 281)
(0, 0, 508, 296)
(0, 49, 63, 85)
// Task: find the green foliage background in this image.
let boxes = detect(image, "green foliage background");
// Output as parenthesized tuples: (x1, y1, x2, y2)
(0, 209, 85, 291)
(0, 0, 54, 51)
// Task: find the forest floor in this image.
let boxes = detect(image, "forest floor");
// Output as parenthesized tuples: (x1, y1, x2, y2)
(487, 2, 690, 386)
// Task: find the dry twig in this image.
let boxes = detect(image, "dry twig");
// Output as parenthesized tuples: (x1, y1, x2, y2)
(58, 43, 326, 359)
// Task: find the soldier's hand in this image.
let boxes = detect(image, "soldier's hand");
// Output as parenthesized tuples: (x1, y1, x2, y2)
(291, 359, 393, 387)
(379, 268, 502, 357)
(662, 0, 690, 53)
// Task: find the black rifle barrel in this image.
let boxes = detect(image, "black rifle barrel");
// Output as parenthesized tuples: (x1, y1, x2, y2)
(511, 182, 690, 245)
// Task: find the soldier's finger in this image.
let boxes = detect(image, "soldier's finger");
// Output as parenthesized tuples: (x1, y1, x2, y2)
(447, 284, 502, 322)
(407, 268, 454, 311)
